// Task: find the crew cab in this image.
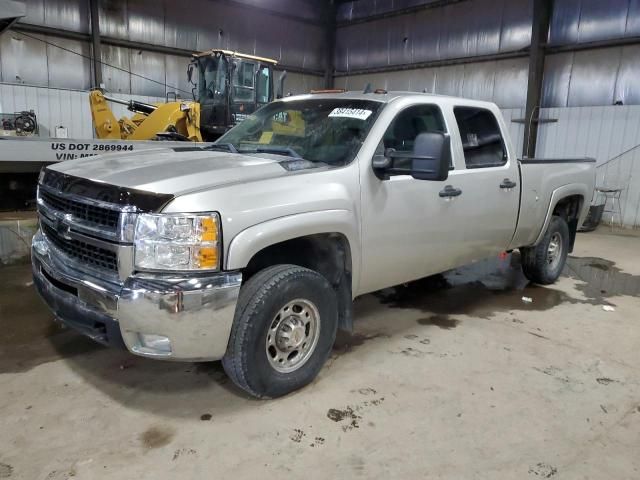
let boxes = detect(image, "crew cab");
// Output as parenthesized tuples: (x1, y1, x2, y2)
(32, 92, 596, 398)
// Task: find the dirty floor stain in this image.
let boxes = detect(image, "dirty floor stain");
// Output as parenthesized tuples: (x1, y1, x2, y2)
(140, 426, 175, 449)
(417, 315, 460, 329)
(0, 463, 13, 478)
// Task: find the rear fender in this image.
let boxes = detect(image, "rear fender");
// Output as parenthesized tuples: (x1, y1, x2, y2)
(532, 184, 590, 246)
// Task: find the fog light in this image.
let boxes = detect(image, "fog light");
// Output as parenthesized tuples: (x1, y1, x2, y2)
(134, 333, 172, 356)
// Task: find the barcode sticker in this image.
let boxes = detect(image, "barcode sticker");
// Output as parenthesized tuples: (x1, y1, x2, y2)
(328, 108, 373, 120)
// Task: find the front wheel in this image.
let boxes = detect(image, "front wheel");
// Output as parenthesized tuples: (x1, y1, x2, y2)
(520, 215, 570, 285)
(222, 265, 338, 398)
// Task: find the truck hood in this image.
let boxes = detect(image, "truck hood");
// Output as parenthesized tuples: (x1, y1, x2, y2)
(48, 147, 317, 196)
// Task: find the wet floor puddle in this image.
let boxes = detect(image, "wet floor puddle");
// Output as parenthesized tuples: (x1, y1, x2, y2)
(371, 253, 640, 320)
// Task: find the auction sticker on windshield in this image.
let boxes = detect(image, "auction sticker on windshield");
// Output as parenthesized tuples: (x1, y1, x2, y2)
(328, 108, 373, 120)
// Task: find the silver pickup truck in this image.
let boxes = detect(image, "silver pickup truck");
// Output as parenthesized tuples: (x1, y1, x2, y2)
(32, 92, 596, 398)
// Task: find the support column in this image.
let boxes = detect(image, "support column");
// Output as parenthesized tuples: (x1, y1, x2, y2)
(89, 0, 103, 88)
(523, 0, 553, 158)
(324, 0, 337, 89)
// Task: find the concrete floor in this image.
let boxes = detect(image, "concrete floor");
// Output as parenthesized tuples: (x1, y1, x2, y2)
(1, 230, 639, 479)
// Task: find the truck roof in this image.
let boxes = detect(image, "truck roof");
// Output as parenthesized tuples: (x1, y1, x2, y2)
(282, 90, 499, 110)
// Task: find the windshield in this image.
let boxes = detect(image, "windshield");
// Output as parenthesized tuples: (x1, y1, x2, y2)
(217, 99, 384, 165)
(196, 56, 227, 102)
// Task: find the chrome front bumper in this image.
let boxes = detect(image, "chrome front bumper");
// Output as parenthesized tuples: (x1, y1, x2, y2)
(32, 230, 242, 361)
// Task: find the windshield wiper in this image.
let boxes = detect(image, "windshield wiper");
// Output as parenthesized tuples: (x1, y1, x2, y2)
(204, 143, 238, 153)
(253, 146, 303, 159)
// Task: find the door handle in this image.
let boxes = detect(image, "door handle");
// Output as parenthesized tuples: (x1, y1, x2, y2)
(500, 178, 518, 189)
(439, 185, 463, 198)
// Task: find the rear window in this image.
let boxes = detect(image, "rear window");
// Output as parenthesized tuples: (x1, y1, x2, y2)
(454, 107, 507, 169)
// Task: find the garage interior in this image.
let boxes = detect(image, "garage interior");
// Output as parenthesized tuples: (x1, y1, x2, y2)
(1, 0, 639, 478)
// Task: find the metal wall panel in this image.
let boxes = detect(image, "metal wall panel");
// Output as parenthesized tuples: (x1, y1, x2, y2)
(43, 0, 89, 33)
(0, 32, 48, 85)
(335, 0, 533, 72)
(281, 72, 324, 96)
(500, 0, 533, 52)
(549, 0, 637, 45)
(129, 49, 166, 97)
(98, 0, 128, 40)
(46, 37, 92, 90)
(100, 44, 131, 94)
(233, 0, 323, 21)
(411, 7, 442, 62)
(337, 0, 443, 22)
(543, 45, 640, 108)
(461, 61, 496, 102)
(20, 0, 45, 25)
(492, 58, 529, 108)
(541, 52, 573, 108)
(614, 45, 640, 105)
(334, 57, 528, 108)
(164, 54, 192, 99)
(164, 1, 199, 50)
(567, 49, 619, 107)
(127, 0, 165, 46)
(537, 105, 640, 227)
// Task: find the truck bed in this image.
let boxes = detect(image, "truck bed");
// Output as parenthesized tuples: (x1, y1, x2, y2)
(510, 158, 597, 249)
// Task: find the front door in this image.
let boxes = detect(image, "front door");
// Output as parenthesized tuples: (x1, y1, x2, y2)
(358, 103, 469, 295)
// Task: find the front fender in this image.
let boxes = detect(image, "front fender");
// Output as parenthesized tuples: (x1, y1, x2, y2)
(225, 209, 361, 293)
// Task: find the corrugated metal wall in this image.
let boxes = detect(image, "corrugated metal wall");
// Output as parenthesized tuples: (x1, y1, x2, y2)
(537, 105, 640, 227)
(335, 0, 533, 74)
(0, 0, 325, 96)
(336, 0, 640, 109)
(335, 58, 529, 109)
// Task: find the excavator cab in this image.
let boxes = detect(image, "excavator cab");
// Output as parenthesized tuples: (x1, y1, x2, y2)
(189, 49, 279, 141)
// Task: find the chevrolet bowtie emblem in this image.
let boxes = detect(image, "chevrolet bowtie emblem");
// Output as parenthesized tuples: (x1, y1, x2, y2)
(56, 216, 73, 240)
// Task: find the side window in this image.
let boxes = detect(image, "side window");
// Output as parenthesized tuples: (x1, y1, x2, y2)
(382, 104, 447, 169)
(256, 66, 271, 104)
(453, 107, 507, 169)
(232, 60, 255, 102)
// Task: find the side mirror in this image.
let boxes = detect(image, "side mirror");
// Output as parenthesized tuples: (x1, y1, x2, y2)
(410, 132, 451, 181)
(373, 132, 451, 181)
(187, 63, 195, 85)
(277, 71, 287, 99)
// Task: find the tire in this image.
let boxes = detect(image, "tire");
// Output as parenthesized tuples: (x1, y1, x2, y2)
(222, 264, 338, 398)
(521, 215, 570, 285)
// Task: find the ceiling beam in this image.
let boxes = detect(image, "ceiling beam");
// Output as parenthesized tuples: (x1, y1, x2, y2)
(336, 0, 471, 28)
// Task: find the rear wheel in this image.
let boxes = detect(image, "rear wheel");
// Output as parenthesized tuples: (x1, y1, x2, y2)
(222, 265, 338, 398)
(521, 215, 570, 285)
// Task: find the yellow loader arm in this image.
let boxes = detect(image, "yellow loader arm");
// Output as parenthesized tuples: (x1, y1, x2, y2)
(89, 90, 203, 142)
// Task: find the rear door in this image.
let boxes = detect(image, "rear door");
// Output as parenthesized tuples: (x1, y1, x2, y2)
(444, 105, 520, 262)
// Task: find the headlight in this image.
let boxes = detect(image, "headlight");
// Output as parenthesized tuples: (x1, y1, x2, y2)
(134, 213, 220, 271)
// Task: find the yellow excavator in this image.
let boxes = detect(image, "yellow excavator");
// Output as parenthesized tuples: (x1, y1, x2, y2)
(89, 49, 283, 142)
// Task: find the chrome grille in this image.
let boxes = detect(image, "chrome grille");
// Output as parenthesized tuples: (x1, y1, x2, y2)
(41, 222, 118, 272)
(39, 188, 120, 234)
